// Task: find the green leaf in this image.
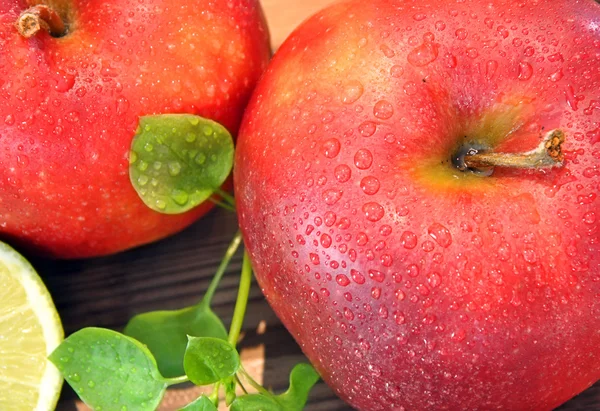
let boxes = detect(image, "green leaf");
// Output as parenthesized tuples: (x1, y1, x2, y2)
(276, 363, 320, 410)
(184, 337, 240, 386)
(124, 303, 228, 378)
(230, 394, 283, 411)
(230, 364, 320, 411)
(178, 395, 217, 411)
(49, 328, 167, 411)
(129, 114, 234, 214)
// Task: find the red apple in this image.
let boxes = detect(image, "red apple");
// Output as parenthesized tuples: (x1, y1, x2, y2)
(0, 0, 270, 258)
(235, 0, 600, 409)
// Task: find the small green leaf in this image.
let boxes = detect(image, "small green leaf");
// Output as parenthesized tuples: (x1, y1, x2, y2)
(124, 303, 228, 378)
(276, 363, 320, 410)
(178, 395, 217, 411)
(49, 328, 167, 411)
(225, 376, 237, 405)
(184, 337, 240, 386)
(129, 114, 234, 214)
(230, 394, 283, 411)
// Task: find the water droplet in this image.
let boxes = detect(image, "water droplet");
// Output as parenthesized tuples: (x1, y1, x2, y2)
(390, 65, 404, 78)
(322, 189, 343, 205)
(373, 100, 394, 119)
(335, 164, 352, 182)
(116, 97, 129, 115)
(137, 175, 149, 186)
(88, 381, 96, 388)
(394, 311, 406, 325)
(344, 307, 355, 320)
(351, 269, 365, 284)
(523, 248, 537, 264)
(360, 176, 380, 195)
(320, 233, 332, 248)
(362, 202, 384, 222)
(407, 40, 439, 67)
(171, 189, 189, 205)
(336, 274, 351, 286)
(310, 253, 320, 265)
(403, 81, 418, 95)
(518, 61, 533, 81)
(358, 121, 377, 137)
(356, 232, 369, 246)
(428, 223, 452, 248)
(54, 70, 75, 92)
(71, 373, 81, 382)
(548, 69, 563, 82)
(369, 269, 385, 283)
(342, 81, 364, 104)
(354, 149, 373, 169)
(168, 161, 181, 176)
(435, 21, 446, 31)
(324, 211, 336, 226)
(486, 60, 498, 79)
(413, 13, 427, 21)
(455, 28, 467, 40)
(427, 272, 442, 288)
(400, 231, 417, 249)
(195, 152, 206, 165)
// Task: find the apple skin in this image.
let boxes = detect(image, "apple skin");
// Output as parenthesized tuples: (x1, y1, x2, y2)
(234, 0, 600, 409)
(0, 0, 270, 258)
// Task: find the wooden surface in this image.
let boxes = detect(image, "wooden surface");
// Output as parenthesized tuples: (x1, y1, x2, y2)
(35, 0, 600, 410)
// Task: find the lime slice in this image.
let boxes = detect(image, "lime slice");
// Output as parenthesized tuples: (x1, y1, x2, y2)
(0, 242, 64, 411)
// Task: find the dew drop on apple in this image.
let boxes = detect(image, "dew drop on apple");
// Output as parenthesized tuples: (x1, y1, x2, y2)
(455, 28, 467, 40)
(390, 65, 404, 78)
(336, 274, 351, 286)
(369, 269, 385, 283)
(518, 61, 533, 81)
(428, 223, 452, 248)
(360, 176, 380, 195)
(400, 231, 418, 249)
(407, 40, 439, 67)
(342, 80, 364, 104)
(335, 164, 352, 182)
(354, 148, 373, 169)
(548, 68, 564, 82)
(322, 138, 341, 158)
(362, 202, 384, 222)
(486, 60, 498, 79)
(373, 100, 394, 119)
(322, 188, 343, 205)
(116, 97, 130, 116)
(351, 269, 365, 284)
(358, 121, 376, 137)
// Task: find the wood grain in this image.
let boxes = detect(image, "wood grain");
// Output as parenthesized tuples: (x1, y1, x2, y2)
(32, 0, 600, 409)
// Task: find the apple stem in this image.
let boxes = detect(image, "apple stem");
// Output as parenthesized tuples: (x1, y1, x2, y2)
(463, 129, 565, 171)
(16, 5, 67, 38)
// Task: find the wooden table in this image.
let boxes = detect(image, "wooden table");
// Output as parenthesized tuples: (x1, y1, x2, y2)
(37, 0, 599, 409)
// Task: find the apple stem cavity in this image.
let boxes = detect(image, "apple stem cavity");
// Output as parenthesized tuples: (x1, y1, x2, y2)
(460, 129, 565, 174)
(16, 5, 67, 38)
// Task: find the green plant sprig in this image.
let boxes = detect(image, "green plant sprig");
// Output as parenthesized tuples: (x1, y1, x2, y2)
(49, 115, 320, 411)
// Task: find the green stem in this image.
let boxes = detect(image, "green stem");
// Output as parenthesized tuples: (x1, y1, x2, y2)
(209, 381, 221, 405)
(239, 367, 270, 396)
(201, 232, 243, 307)
(215, 188, 236, 208)
(228, 251, 252, 346)
(164, 375, 189, 386)
(209, 196, 236, 212)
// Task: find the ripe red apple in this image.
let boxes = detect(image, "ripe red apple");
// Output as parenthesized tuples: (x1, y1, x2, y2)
(235, 0, 600, 409)
(0, 0, 270, 258)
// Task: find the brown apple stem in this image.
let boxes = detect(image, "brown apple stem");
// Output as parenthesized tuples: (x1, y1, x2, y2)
(464, 129, 565, 171)
(17, 5, 66, 38)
